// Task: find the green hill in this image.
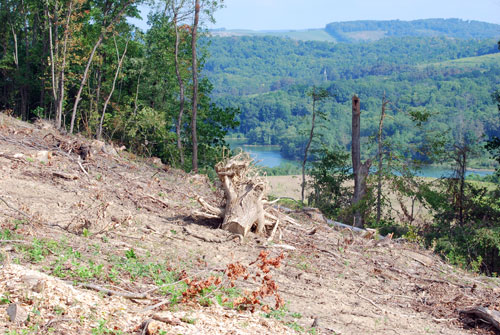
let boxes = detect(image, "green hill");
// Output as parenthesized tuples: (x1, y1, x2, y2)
(204, 26, 500, 168)
(211, 19, 500, 43)
(210, 28, 336, 42)
(325, 19, 500, 42)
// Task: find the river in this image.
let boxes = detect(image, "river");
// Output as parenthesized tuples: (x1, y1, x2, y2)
(227, 140, 494, 178)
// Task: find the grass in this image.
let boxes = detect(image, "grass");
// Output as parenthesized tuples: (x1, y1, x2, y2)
(3, 231, 250, 311)
(420, 53, 500, 69)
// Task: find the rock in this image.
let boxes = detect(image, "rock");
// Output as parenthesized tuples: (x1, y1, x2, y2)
(145, 320, 165, 335)
(303, 207, 327, 224)
(91, 140, 105, 154)
(13, 153, 24, 158)
(35, 150, 52, 164)
(91, 140, 118, 156)
(147, 157, 163, 167)
(102, 144, 118, 156)
(7, 303, 28, 324)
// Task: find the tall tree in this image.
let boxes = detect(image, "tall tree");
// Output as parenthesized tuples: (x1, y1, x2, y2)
(301, 87, 329, 203)
(376, 93, 390, 224)
(351, 95, 372, 228)
(190, 0, 200, 172)
(172, 0, 188, 165)
(98, 35, 129, 139)
(70, 0, 136, 134)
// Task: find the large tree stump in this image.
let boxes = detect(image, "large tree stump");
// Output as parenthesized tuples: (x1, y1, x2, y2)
(194, 154, 296, 240)
(216, 154, 267, 236)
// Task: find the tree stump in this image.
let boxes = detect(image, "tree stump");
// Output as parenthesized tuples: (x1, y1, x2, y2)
(215, 154, 267, 236)
(193, 153, 298, 240)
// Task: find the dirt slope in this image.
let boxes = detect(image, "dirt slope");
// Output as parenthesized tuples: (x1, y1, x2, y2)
(1, 113, 499, 335)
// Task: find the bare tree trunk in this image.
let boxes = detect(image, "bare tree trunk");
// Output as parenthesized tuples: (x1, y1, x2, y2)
(455, 145, 467, 226)
(57, 0, 73, 128)
(46, 1, 73, 129)
(19, 0, 30, 120)
(69, 0, 134, 134)
(352, 95, 371, 228)
(69, 34, 103, 134)
(191, 0, 200, 172)
(98, 36, 128, 139)
(46, 6, 59, 125)
(376, 94, 389, 224)
(301, 88, 317, 204)
(173, 2, 186, 166)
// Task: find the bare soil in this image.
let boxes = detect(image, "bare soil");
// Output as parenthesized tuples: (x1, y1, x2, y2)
(1, 113, 499, 335)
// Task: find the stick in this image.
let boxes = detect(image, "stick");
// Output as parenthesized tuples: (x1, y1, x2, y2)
(183, 226, 231, 243)
(356, 293, 385, 312)
(267, 219, 280, 242)
(77, 160, 90, 178)
(0, 196, 31, 219)
(0, 240, 32, 244)
(77, 282, 148, 299)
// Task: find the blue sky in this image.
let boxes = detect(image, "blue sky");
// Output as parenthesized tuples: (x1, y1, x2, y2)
(131, 0, 500, 31)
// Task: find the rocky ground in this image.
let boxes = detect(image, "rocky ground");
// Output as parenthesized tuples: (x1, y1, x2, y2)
(1, 113, 499, 335)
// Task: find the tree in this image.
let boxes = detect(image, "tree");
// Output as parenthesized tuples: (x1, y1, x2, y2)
(351, 95, 372, 228)
(309, 146, 352, 219)
(172, 0, 188, 165)
(69, 0, 136, 134)
(190, 0, 200, 172)
(98, 35, 129, 139)
(301, 87, 330, 203)
(376, 93, 390, 224)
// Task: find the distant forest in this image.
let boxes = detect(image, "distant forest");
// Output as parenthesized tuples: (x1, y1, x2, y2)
(204, 19, 500, 167)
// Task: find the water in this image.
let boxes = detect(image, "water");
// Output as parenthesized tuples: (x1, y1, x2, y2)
(226, 139, 494, 177)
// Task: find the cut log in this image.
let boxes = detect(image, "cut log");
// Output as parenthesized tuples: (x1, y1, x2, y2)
(7, 303, 28, 324)
(460, 306, 500, 332)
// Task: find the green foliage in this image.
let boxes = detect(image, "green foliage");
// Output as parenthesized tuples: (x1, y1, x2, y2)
(308, 146, 353, 219)
(325, 19, 500, 42)
(206, 33, 499, 168)
(1, 0, 236, 172)
(261, 162, 301, 176)
(422, 180, 500, 274)
(91, 319, 123, 335)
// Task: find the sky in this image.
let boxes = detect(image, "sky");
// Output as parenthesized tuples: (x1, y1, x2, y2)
(130, 0, 500, 31)
(210, 0, 500, 30)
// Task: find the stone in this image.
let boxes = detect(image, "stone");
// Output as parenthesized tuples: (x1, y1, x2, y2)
(35, 150, 52, 164)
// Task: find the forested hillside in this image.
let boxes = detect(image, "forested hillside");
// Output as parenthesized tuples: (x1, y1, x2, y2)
(204, 20, 500, 166)
(325, 18, 500, 42)
(0, 0, 237, 172)
(210, 18, 500, 43)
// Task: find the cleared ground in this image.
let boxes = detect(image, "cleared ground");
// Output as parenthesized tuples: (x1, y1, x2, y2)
(1, 113, 499, 335)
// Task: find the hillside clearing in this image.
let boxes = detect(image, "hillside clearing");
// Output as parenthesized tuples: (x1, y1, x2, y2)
(1, 114, 499, 335)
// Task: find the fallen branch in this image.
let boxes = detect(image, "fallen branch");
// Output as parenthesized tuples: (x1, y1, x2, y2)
(77, 161, 90, 178)
(196, 196, 224, 217)
(52, 172, 79, 180)
(356, 293, 386, 313)
(151, 314, 182, 326)
(0, 195, 31, 219)
(183, 226, 234, 243)
(77, 282, 148, 299)
(0, 239, 32, 244)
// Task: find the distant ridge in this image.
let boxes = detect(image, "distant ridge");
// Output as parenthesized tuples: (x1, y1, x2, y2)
(325, 18, 500, 42)
(211, 18, 500, 42)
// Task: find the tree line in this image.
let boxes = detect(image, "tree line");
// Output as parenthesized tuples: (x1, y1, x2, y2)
(0, 0, 236, 171)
